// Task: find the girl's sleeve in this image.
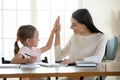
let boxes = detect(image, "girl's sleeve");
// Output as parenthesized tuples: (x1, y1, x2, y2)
(83, 34, 108, 63)
(54, 37, 72, 61)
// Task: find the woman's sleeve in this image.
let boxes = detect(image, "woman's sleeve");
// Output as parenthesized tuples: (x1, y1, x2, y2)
(83, 34, 108, 63)
(54, 38, 71, 61)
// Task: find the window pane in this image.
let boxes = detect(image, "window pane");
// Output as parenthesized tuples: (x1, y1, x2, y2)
(51, 0, 65, 9)
(65, 11, 73, 38)
(0, 11, 2, 38)
(3, 11, 16, 38)
(17, 11, 31, 27)
(37, 11, 50, 38)
(0, 39, 2, 54)
(3, 0, 16, 9)
(0, 0, 2, 9)
(0, 39, 2, 64)
(51, 10, 65, 38)
(51, 10, 64, 24)
(65, 0, 79, 10)
(38, 39, 52, 61)
(4, 39, 15, 60)
(1, 0, 79, 64)
(17, 0, 31, 10)
(37, 0, 50, 10)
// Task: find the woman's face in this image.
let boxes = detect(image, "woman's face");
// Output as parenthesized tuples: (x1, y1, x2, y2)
(70, 17, 85, 34)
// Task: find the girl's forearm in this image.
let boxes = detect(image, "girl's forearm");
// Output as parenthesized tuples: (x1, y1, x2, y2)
(11, 58, 29, 64)
(40, 28, 55, 53)
(46, 31, 54, 49)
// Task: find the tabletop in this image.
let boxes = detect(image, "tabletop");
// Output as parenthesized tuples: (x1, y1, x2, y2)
(0, 62, 120, 78)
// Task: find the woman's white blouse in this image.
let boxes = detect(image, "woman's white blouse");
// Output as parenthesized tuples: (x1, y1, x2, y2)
(18, 46, 41, 62)
(54, 33, 107, 63)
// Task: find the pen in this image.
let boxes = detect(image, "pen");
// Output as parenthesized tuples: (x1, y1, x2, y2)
(25, 53, 32, 57)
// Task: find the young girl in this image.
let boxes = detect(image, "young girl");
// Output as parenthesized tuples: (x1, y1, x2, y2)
(11, 16, 60, 80)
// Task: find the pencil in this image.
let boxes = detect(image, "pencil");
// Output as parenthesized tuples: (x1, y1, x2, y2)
(25, 53, 32, 57)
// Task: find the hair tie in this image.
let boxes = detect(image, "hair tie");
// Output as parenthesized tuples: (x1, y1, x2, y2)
(16, 39, 19, 43)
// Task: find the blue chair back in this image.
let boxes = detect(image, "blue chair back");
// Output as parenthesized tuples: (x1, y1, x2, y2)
(106, 37, 118, 60)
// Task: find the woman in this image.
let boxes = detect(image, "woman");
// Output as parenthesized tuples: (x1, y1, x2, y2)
(54, 9, 107, 80)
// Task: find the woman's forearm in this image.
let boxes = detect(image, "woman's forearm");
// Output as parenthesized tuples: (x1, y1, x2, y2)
(54, 33, 60, 46)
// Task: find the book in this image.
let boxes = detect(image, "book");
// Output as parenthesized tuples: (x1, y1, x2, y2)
(0, 64, 20, 68)
(75, 61, 97, 67)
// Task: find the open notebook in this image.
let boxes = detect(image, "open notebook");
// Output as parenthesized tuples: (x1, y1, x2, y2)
(33, 62, 67, 67)
(75, 61, 97, 67)
(19, 62, 67, 69)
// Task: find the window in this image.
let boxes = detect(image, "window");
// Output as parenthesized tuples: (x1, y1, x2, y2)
(0, 0, 79, 63)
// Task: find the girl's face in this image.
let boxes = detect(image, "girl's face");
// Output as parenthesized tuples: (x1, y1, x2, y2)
(70, 17, 85, 34)
(30, 30, 39, 47)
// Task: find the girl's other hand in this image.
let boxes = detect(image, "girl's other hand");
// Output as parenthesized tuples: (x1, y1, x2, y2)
(28, 56, 37, 63)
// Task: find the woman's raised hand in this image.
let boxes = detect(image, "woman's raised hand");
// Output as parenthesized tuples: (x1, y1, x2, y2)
(55, 16, 61, 35)
(53, 16, 61, 33)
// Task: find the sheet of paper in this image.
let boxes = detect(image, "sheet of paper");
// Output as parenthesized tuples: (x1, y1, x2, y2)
(20, 64, 41, 69)
(34, 62, 67, 67)
(0, 64, 20, 68)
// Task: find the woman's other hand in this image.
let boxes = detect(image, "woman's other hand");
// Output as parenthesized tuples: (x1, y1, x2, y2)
(60, 59, 75, 65)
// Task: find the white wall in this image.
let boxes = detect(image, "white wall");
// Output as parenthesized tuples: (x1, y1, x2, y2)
(79, 0, 120, 42)
(80, 1, 120, 80)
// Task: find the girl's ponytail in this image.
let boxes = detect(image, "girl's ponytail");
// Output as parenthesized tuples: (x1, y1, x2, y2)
(14, 39, 19, 55)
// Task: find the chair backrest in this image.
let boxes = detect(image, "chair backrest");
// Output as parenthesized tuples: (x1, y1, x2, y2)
(41, 56, 48, 63)
(106, 36, 118, 60)
(1, 57, 11, 64)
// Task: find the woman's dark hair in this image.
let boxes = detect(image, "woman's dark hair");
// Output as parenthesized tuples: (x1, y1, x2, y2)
(72, 8, 102, 33)
(14, 25, 37, 55)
